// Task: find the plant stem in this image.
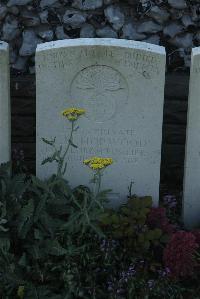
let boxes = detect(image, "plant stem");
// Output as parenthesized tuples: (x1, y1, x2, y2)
(57, 121, 74, 177)
(94, 170, 102, 197)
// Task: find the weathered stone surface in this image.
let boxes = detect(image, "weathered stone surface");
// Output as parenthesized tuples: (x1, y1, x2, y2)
(182, 15, 194, 28)
(147, 6, 170, 24)
(55, 26, 69, 40)
(104, 5, 125, 30)
(21, 10, 40, 27)
(137, 20, 163, 34)
(72, 0, 103, 10)
(170, 33, 194, 48)
(2, 15, 20, 41)
(7, 6, 19, 16)
(163, 22, 184, 38)
(19, 30, 43, 56)
(122, 22, 146, 40)
(12, 56, 28, 71)
(96, 26, 118, 38)
(144, 35, 160, 45)
(36, 38, 166, 206)
(7, 0, 33, 6)
(183, 47, 200, 228)
(39, 10, 49, 24)
(104, 0, 115, 5)
(80, 24, 96, 38)
(40, 0, 58, 8)
(63, 9, 87, 29)
(37, 27, 54, 41)
(168, 0, 187, 10)
(0, 0, 198, 72)
(0, 41, 10, 163)
(0, 5, 7, 21)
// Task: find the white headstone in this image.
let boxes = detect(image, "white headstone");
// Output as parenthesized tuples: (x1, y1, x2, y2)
(0, 41, 10, 164)
(36, 39, 166, 206)
(183, 47, 200, 228)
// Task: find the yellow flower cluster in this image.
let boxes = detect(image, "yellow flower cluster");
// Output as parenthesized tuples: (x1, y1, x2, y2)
(17, 286, 24, 299)
(83, 157, 113, 170)
(62, 107, 85, 121)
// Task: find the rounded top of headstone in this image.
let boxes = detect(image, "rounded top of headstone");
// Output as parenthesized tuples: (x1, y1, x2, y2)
(0, 41, 9, 51)
(36, 38, 165, 56)
(192, 47, 200, 56)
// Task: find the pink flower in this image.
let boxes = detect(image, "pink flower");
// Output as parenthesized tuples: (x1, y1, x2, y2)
(163, 231, 199, 278)
(192, 230, 200, 246)
(147, 207, 175, 235)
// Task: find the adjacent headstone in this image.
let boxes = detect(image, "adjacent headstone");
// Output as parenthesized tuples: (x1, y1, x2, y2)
(0, 42, 10, 164)
(36, 38, 166, 206)
(183, 47, 200, 228)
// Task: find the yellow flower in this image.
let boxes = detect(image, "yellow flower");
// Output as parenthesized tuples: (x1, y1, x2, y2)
(17, 286, 24, 299)
(90, 163, 105, 170)
(62, 107, 85, 121)
(83, 157, 113, 170)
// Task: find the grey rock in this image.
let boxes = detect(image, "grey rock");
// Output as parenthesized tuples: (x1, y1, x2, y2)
(137, 20, 163, 34)
(147, 6, 170, 24)
(80, 23, 96, 38)
(9, 46, 17, 64)
(19, 30, 43, 56)
(104, 5, 125, 31)
(37, 28, 54, 41)
(181, 15, 194, 28)
(7, 0, 33, 6)
(96, 25, 117, 38)
(195, 31, 200, 43)
(72, 0, 103, 10)
(122, 22, 146, 40)
(168, 0, 187, 10)
(7, 6, 19, 15)
(21, 10, 40, 26)
(39, 10, 49, 24)
(104, 0, 115, 4)
(144, 35, 160, 45)
(191, 6, 200, 22)
(163, 22, 183, 38)
(0, 5, 7, 21)
(63, 10, 86, 29)
(170, 8, 185, 20)
(179, 48, 191, 67)
(170, 32, 194, 48)
(55, 26, 69, 40)
(40, 0, 58, 8)
(12, 56, 28, 72)
(2, 16, 20, 41)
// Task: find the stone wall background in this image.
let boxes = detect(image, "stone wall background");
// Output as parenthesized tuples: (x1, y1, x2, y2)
(0, 0, 199, 73)
(0, 0, 195, 189)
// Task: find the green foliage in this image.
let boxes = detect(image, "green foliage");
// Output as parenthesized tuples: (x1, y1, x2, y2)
(99, 196, 165, 255)
(0, 163, 109, 298)
(0, 163, 199, 298)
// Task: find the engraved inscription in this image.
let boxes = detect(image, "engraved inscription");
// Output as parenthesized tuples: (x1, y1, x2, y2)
(70, 65, 129, 122)
(61, 128, 148, 164)
(36, 47, 160, 79)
